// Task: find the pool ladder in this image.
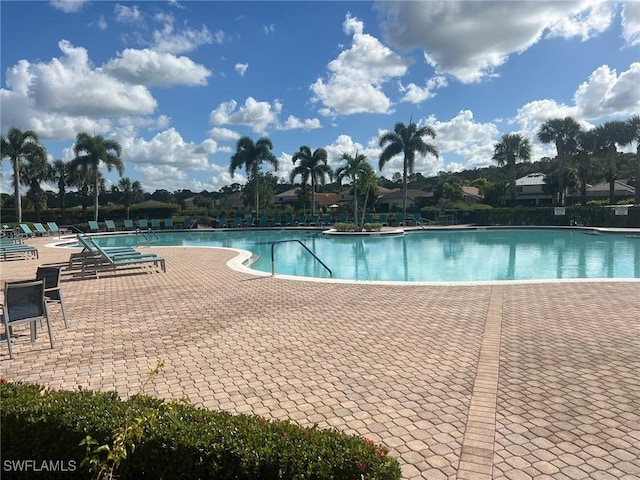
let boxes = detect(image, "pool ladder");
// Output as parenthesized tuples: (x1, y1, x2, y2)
(270, 239, 332, 278)
(135, 227, 159, 247)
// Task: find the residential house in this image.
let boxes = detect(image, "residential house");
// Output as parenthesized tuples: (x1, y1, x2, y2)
(586, 181, 636, 201)
(377, 188, 434, 211)
(514, 173, 553, 206)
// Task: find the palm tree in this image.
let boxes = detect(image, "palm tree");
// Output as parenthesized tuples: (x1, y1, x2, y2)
(68, 159, 94, 222)
(1, 127, 46, 223)
(51, 159, 70, 219)
(20, 147, 50, 222)
(335, 150, 369, 229)
(229, 136, 278, 218)
(537, 117, 581, 206)
(574, 128, 599, 206)
(627, 115, 640, 205)
(492, 133, 531, 206)
(358, 163, 378, 230)
(291, 146, 332, 216)
(379, 120, 439, 217)
(593, 121, 634, 204)
(72, 132, 124, 221)
(115, 177, 144, 219)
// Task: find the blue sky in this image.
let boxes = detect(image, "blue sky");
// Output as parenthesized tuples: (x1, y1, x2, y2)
(1, 0, 639, 195)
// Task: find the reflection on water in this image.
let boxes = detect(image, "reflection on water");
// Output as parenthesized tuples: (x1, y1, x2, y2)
(93, 229, 640, 282)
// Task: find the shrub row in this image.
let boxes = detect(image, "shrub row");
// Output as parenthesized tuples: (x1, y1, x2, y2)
(332, 223, 383, 232)
(0, 381, 401, 480)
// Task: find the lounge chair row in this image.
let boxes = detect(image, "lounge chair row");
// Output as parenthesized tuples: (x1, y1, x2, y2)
(5, 222, 66, 238)
(69, 234, 166, 277)
(88, 218, 177, 233)
(213, 213, 430, 228)
(0, 237, 38, 261)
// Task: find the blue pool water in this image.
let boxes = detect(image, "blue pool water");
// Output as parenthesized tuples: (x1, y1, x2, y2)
(92, 228, 640, 282)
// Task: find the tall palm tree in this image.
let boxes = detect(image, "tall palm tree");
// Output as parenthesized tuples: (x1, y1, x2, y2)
(291, 146, 332, 216)
(115, 177, 144, 219)
(51, 159, 70, 219)
(1, 127, 46, 223)
(229, 136, 278, 218)
(20, 147, 50, 222)
(72, 132, 124, 221)
(68, 159, 94, 222)
(492, 133, 531, 206)
(594, 120, 634, 204)
(574, 128, 599, 206)
(379, 120, 439, 217)
(358, 163, 378, 230)
(627, 115, 640, 205)
(537, 116, 581, 206)
(335, 150, 369, 229)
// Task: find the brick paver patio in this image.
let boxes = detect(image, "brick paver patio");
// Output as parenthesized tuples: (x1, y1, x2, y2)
(1, 234, 639, 479)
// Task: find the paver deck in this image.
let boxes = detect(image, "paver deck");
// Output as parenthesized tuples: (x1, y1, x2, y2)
(1, 235, 639, 479)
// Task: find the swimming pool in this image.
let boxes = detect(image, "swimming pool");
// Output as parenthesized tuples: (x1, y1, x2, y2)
(91, 228, 640, 283)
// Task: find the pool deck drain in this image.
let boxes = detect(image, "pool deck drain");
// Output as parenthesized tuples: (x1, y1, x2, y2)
(1, 235, 639, 479)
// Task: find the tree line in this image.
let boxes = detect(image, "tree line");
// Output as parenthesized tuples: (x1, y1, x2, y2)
(2, 115, 639, 226)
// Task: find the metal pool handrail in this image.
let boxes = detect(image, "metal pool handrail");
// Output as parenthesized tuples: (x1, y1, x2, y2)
(270, 239, 332, 278)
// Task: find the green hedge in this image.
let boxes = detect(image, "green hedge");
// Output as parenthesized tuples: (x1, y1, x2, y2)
(0, 381, 401, 480)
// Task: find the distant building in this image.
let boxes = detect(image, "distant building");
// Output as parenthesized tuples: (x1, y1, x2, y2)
(514, 173, 553, 206)
(377, 188, 434, 211)
(586, 181, 636, 201)
(461, 185, 483, 203)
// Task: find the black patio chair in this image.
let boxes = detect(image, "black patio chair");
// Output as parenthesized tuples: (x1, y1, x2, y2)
(1, 280, 54, 359)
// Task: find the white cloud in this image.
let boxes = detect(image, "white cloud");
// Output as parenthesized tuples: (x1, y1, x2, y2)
(50, 0, 86, 13)
(425, 110, 500, 171)
(114, 4, 143, 24)
(545, 0, 615, 40)
(399, 75, 448, 104)
(152, 20, 214, 54)
(263, 24, 275, 35)
(209, 97, 282, 134)
(376, 0, 618, 83)
(310, 13, 411, 116)
(621, 0, 640, 45)
(235, 63, 249, 77)
(103, 48, 211, 87)
(279, 116, 322, 131)
(0, 40, 157, 139)
(117, 127, 229, 173)
(209, 127, 241, 142)
(96, 14, 108, 31)
(573, 62, 640, 118)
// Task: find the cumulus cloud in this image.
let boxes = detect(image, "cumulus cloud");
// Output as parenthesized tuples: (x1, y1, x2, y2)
(573, 62, 640, 118)
(117, 127, 229, 173)
(513, 62, 640, 136)
(0, 40, 159, 139)
(376, 0, 618, 83)
(621, 0, 640, 45)
(50, 0, 86, 13)
(279, 116, 322, 131)
(103, 48, 211, 87)
(425, 110, 500, 171)
(399, 75, 448, 104)
(209, 97, 282, 134)
(235, 63, 249, 77)
(209, 127, 241, 142)
(310, 13, 411, 116)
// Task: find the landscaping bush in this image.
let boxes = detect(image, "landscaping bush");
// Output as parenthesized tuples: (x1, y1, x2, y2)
(0, 381, 401, 480)
(363, 223, 382, 232)
(333, 222, 356, 232)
